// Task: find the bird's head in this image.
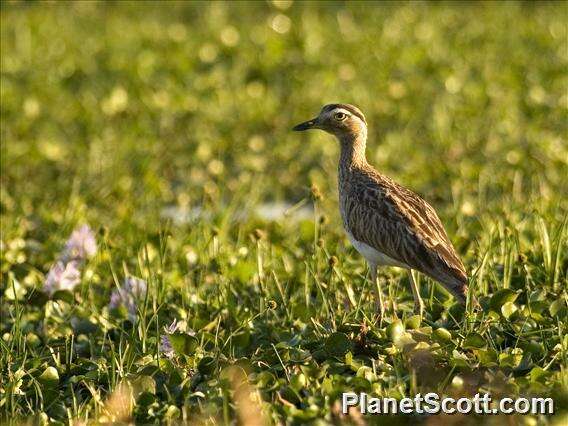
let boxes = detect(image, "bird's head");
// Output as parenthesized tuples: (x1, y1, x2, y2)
(292, 104, 367, 138)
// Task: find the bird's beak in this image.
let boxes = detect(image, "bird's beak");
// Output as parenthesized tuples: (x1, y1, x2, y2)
(292, 117, 318, 131)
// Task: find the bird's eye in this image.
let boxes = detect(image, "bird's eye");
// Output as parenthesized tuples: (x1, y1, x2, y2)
(334, 112, 347, 121)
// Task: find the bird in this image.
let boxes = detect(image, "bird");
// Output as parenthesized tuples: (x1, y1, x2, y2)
(293, 104, 469, 316)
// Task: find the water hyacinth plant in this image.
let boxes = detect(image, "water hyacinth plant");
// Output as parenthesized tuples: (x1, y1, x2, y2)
(159, 319, 199, 359)
(160, 319, 180, 359)
(108, 276, 147, 321)
(2, 2, 566, 424)
(43, 260, 81, 296)
(62, 224, 97, 261)
(42, 224, 96, 296)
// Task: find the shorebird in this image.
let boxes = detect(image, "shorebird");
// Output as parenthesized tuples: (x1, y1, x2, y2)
(293, 104, 469, 316)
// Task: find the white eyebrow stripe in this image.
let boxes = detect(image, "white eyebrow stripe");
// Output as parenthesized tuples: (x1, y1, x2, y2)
(332, 108, 351, 116)
(322, 108, 352, 120)
(327, 108, 366, 124)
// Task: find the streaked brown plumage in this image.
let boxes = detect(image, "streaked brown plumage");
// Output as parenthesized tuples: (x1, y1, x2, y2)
(293, 103, 468, 315)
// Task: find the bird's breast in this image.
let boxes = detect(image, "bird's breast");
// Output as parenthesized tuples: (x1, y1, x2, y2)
(344, 229, 409, 268)
(339, 190, 408, 269)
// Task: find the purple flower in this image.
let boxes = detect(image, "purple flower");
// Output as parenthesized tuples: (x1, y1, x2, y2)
(124, 276, 147, 298)
(164, 318, 179, 334)
(109, 276, 147, 321)
(160, 335, 175, 358)
(109, 291, 122, 310)
(42, 224, 97, 298)
(63, 225, 97, 261)
(160, 319, 180, 358)
(43, 260, 81, 295)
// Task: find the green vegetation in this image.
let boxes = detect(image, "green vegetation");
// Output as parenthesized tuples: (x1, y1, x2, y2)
(1, 1, 567, 424)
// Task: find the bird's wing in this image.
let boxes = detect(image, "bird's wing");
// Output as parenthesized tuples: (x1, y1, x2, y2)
(344, 171, 468, 298)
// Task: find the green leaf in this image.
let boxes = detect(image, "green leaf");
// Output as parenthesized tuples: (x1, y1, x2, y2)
(450, 350, 470, 368)
(254, 371, 277, 389)
(38, 366, 59, 388)
(549, 299, 567, 317)
(231, 330, 251, 349)
(433, 328, 453, 343)
(324, 332, 352, 357)
(476, 348, 498, 367)
(463, 333, 486, 349)
(386, 320, 405, 343)
(448, 303, 465, 320)
(279, 385, 302, 405)
(490, 289, 519, 312)
(72, 318, 99, 334)
(26, 333, 41, 348)
(109, 304, 129, 319)
(501, 302, 518, 319)
(499, 350, 523, 368)
(164, 405, 180, 420)
(137, 391, 156, 407)
(5, 275, 27, 300)
(52, 290, 74, 304)
(290, 373, 307, 391)
(356, 366, 376, 382)
(529, 366, 552, 384)
(28, 290, 49, 306)
(522, 340, 544, 355)
(529, 300, 549, 314)
(349, 376, 372, 392)
(131, 375, 156, 395)
(169, 333, 199, 356)
(404, 315, 421, 330)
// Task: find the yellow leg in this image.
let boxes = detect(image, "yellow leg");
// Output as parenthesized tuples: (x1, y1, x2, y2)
(409, 270, 424, 316)
(371, 264, 385, 318)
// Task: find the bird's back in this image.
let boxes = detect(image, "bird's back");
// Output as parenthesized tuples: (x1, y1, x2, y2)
(339, 163, 468, 301)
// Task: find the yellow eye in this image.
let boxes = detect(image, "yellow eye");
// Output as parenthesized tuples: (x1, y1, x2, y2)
(334, 112, 347, 121)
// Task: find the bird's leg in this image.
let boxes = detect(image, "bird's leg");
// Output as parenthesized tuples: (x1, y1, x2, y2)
(408, 270, 424, 317)
(370, 264, 385, 318)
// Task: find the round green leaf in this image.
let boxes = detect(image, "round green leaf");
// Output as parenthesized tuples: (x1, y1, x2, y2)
(476, 349, 498, 367)
(549, 299, 567, 318)
(324, 332, 352, 357)
(501, 302, 518, 319)
(405, 315, 421, 330)
(52, 290, 74, 304)
(38, 366, 59, 387)
(164, 405, 180, 420)
(433, 328, 453, 343)
(463, 333, 486, 350)
(290, 373, 307, 391)
(169, 333, 199, 356)
(490, 289, 519, 312)
(386, 320, 405, 343)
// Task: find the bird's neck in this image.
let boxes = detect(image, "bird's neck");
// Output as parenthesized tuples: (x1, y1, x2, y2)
(338, 129, 368, 169)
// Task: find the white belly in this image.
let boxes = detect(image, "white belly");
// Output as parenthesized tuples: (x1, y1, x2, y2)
(345, 230, 409, 269)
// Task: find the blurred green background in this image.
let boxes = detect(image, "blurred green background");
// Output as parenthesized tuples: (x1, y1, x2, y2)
(2, 1, 566, 232)
(1, 1, 567, 424)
